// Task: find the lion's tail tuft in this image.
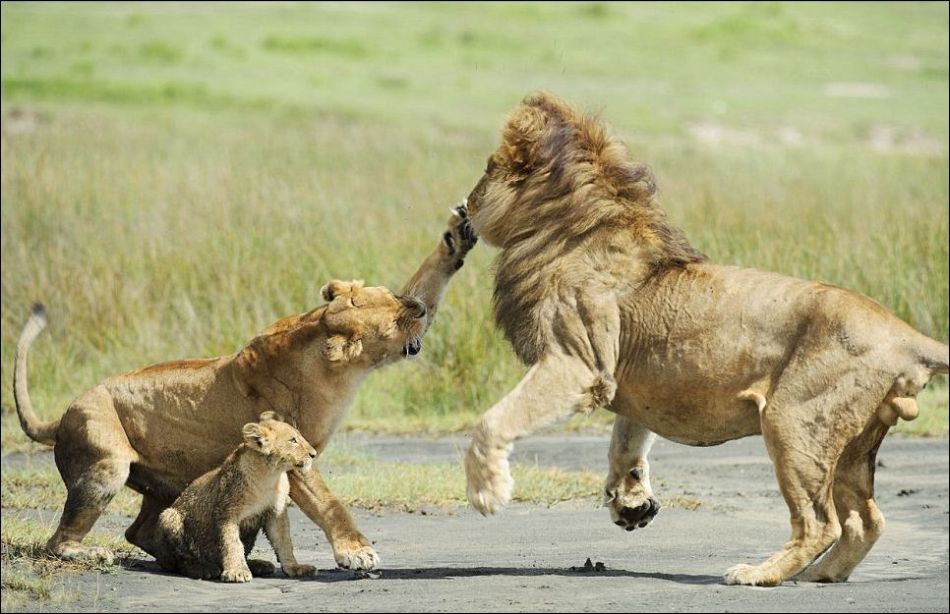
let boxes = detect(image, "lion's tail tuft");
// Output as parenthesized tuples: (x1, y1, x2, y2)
(14, 303, 60, 446)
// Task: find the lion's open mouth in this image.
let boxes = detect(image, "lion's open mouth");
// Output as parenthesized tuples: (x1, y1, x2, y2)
(403, 338, 422, 358)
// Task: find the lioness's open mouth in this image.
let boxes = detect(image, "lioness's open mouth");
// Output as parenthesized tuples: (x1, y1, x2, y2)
(404, 338, 422, 357)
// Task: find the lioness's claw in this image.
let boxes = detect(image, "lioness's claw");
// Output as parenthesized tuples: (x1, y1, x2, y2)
(443, 201, 477, 260)
(334, 545, 379, 571)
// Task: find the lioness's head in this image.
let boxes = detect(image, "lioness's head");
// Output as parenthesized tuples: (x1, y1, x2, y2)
(466, 91, 658, 248)
(320, 279, 428, 366)
(242, 412, 317, 472)
(232, 280, 428, 400)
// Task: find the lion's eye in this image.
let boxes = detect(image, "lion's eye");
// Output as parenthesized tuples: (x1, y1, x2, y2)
(290, 437, 298, 444)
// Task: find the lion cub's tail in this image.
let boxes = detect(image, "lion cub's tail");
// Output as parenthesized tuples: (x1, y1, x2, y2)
(14, 304, 60, 446)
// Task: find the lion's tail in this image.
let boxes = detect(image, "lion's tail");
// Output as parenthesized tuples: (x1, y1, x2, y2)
(14, 304, 60, 446)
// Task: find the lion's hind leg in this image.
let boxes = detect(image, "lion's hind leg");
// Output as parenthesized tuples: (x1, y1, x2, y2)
(797, 420, 889, 583)
(724, 382, 889, 587)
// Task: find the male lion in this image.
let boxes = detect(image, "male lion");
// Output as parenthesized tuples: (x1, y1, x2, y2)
(153, 412, 317, 582)
(462, 92, 948, 586)
(14, 208, 476, 571)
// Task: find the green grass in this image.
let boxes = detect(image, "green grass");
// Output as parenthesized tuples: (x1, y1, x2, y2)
(0, 515, 134, 611)
(1, 2, 947, 443)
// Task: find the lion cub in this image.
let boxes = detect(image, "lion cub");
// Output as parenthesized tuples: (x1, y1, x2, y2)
(153, 412, 317, 582)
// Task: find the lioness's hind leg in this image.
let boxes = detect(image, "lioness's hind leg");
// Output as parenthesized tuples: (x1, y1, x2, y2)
(48, 458, 130, 564)
(798, 421, 889, 583)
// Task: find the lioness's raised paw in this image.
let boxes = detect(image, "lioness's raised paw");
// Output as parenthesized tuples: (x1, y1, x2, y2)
(723, 563, 782, 587)
(283, 563, 316, 578)
(442, 200, 478, 266)
(464, 440, 514, 515)
(221, 566, 253, 583)
(334, 544, 379, 571)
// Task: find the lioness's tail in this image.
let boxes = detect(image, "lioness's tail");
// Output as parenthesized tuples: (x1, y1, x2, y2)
(14, 304, 60, 446)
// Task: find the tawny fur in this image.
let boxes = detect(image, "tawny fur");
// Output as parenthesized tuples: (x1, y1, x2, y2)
(153, 413, 317, 582)
(462, 92, 949, 587)
(13, 208, 477, 571)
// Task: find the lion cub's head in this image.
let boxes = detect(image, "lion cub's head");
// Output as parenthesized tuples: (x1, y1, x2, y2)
(241, 412, 317, 472)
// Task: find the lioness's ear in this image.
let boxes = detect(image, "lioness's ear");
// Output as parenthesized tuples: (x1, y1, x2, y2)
(321, 279, 364, 302)
(323, 335, 363, 362)
(242, 422, 273, 453)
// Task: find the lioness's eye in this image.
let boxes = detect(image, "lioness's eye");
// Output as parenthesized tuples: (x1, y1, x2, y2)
(290, 437, 298, 444)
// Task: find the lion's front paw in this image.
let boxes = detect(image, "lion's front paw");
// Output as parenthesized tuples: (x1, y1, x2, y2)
(221, 567, 253, 583)
(442, 201, 478, 267)
(464, 441, 514, 516)
(334, 544, 379, 571)
(283, 563, 317, 578)
(723, 563, 782, 587)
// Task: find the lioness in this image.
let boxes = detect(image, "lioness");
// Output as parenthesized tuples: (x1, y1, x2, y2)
(153, 412, 317, 582)
(14, 207, 476, 570)
(461, 92, 948, 586)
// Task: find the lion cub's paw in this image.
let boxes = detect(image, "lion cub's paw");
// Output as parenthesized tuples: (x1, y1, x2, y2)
(723, 563, 782, 587)
(221, 567, 253, 583)
(247, 558, 275, 577)
(464, 443, 514, 516)
(334, 544, 379, 571)
(283, 563, 317, 578)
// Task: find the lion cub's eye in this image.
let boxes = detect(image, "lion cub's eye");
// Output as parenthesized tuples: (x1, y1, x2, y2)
(290, 437, 298, 444)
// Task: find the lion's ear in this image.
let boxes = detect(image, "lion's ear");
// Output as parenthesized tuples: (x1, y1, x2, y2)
(321, 279, 365, 302)
(502, 104, 547, 173)
(242, 422, 273, 453)
(323, 335, 363, 362)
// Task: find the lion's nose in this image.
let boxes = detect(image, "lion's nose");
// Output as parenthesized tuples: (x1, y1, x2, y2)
(309, 450, 317, 459)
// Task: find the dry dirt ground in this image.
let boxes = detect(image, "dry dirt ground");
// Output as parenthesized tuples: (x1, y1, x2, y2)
(4, 434, 948, 613)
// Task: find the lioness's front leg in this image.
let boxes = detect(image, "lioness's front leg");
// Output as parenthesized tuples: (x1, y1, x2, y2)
(465, 352, 614, 514)
(605, 415, 660, 531)
(289, 467, 378, 571)
(400, 202, 477, 328)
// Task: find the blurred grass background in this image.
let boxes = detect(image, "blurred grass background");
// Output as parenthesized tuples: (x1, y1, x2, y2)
(2, 1, 947, 440)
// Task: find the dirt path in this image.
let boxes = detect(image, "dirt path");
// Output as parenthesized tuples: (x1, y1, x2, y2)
(5, 434, 948, 612)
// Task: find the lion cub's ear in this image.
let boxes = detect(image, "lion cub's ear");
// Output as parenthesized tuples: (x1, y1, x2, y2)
(242, 422, 273, 454)
(321, 279, 365, 302)
(323, 335, 363, 362)
(258, 410, 284, 424)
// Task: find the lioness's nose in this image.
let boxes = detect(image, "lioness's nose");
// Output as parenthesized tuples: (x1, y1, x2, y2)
(309, 450, 317, 458)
